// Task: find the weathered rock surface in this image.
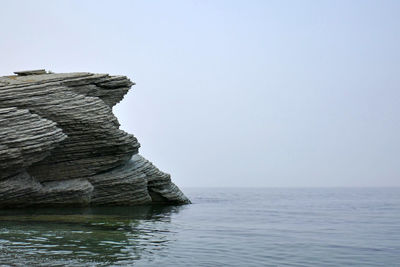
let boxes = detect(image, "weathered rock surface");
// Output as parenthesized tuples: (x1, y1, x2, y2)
(0, 70, 190, 208)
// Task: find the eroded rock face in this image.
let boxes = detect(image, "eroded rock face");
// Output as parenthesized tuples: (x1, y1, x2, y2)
(0, 70, 190, 208)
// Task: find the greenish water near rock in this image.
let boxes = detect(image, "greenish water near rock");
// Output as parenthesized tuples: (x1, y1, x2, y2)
(0, 205, 182, 266)
(0, 188, 400, 266)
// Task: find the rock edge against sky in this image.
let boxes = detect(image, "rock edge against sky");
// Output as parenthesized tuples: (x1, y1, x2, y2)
(0, 70, 190, 208)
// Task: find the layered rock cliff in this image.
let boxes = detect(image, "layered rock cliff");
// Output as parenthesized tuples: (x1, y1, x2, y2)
(0, 70, 190, 208)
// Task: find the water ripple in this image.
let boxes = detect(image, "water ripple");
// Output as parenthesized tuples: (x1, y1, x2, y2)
(0, 188, 399, 266)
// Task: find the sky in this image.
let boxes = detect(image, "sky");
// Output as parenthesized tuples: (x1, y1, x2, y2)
(1, 0, 399, 187)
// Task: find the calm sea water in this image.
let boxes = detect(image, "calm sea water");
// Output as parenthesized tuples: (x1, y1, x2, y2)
(0, 188, 399, 266)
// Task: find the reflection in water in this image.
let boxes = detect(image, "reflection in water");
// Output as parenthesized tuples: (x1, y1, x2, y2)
(2, 189, 399, 266)
(0, 205, 185, 266)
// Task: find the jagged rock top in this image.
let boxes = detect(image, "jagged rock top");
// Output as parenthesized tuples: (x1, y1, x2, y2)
(14, 69, 47, 76)
(2, 71, 92, 85)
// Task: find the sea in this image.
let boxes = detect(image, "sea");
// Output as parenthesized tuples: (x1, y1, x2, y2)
(0, 188, 399, 266)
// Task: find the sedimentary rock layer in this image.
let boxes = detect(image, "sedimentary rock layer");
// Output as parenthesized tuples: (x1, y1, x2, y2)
(0, 107, 67, 179)
(0, 70, 190, 207)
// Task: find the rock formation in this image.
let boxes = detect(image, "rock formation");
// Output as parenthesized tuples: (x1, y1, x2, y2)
(0, 70, 190, 208)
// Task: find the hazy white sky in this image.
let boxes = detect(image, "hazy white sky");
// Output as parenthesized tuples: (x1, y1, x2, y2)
(1, 0, 399, 187)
